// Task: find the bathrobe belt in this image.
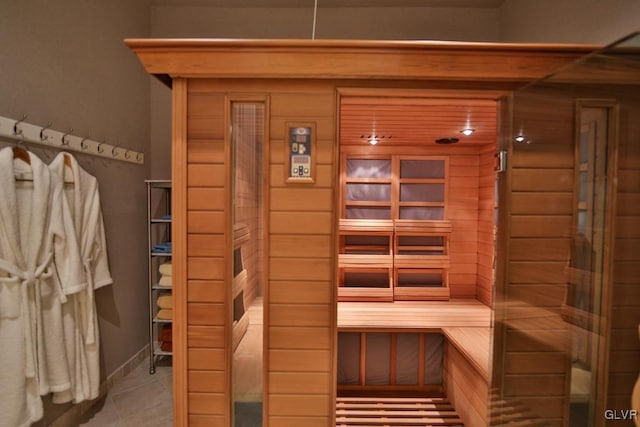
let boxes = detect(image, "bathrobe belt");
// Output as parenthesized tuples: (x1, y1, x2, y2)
(0, 252, 54, 380)
(82, 257, 97, 345)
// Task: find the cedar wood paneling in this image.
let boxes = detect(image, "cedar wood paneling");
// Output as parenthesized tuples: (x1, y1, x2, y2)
(268, 82, 336, 427)
(445, 341, 488, 426)
(476, 145, 496, 306)
(185, 79, 337, 426)
(186, 88, 228, 427)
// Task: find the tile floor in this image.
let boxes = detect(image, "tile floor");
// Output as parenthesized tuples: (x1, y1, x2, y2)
(78, 358, 173, 426)
(75, 299, 263, 426)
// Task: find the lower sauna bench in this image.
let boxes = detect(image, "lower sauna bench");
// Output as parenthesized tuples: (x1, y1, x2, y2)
(337, 329, 490, 427)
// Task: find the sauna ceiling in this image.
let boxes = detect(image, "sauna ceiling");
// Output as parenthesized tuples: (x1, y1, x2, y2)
(340, 97, 498, 147)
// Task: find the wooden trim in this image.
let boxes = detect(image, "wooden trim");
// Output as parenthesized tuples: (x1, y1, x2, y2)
(223, 95, 233, 427)
(262, 95, 272, 425)
(331, 88, 341, 427)
(125, 39, 596, 82)
(360, 333, 367, 387)
(573, 99, 620, 424)
(171, 78, 188, 427)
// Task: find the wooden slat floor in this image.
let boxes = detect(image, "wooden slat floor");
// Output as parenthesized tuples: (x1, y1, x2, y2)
(337, 396, 464, 426)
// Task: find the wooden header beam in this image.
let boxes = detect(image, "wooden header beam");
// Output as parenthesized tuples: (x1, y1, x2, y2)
(125, 38, 597, 84)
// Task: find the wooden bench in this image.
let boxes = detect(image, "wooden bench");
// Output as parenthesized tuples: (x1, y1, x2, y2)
(337, 299, 491, 426)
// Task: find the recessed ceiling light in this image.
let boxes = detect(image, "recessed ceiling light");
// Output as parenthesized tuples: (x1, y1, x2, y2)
(460, 128, 475, 136)
(514, 135, 529, 143)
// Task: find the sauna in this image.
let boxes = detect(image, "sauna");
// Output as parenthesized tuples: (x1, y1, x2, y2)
(126, 35, 640, 426)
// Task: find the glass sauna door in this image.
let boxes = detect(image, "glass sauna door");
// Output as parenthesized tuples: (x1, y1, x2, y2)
(492, 32, 640, 427)
(231, 101, 265, 426)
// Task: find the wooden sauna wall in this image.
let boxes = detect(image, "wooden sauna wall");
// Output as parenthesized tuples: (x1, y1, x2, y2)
(446, 144, 496, 300)
(476, 145, 497, 306)
(185, 79, 337, 426)
(444, 340, 489, 426)
(185, 85, 229, 427)
(607, 89, 640, 424)
(267, 80, 336, 427)
(448, 149, 480, 298)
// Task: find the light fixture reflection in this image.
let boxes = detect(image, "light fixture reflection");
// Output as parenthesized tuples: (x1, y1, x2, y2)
(460, 128, 475, 136)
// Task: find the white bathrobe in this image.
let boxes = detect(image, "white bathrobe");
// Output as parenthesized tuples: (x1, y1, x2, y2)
(0, 147, 86, 427)
(49, 153, 113, 404)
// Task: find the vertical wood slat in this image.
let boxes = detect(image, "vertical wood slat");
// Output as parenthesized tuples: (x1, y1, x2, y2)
(172, 78, 189, 427)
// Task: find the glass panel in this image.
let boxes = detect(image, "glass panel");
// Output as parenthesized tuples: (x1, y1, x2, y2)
(347, 158, 392, 178)
(346, 206, 391, 219)
(493, 31, 640, 427)
(397, 270, 443, 287)
(343, 270, 390, 288)
(400, 159, 445, 178)
(365, 333, 391, 385)
(337, 333, 361, 385)
(231, 102, 265, 427)
(400, 183, 444, 202)
(397, 236, 445, 255)
(423, 334, 444, 385)
(343, 235, 391, 255)
(346, 183, 391, 201)
(399, 206, 444, 220)
(395, 334, 419, 385)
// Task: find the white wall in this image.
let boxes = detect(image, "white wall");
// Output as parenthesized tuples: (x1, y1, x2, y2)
(0, 1, 151, 422)
(500, 0, 640, 44)
(151, 5, 499, 40)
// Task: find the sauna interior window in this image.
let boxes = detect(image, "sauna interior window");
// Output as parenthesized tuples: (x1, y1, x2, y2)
(339, 156, 451, 301)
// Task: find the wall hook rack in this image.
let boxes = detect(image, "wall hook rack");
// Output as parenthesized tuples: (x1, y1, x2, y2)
(0, 115, 144, 165)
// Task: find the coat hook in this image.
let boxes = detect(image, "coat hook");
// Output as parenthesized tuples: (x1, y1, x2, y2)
(112, 146, 119, 157)
(61, 128, 73, 146)
(97, 141, 105, 153)
(124, 150, 131, 160)
(136, 152, 143, 162)
(40, 122, 53, 142)
(80, 133, 91, 150)
(13, 114, 28, 135)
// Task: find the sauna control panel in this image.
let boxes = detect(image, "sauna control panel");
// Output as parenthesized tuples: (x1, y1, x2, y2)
(287, 124, 314, 182)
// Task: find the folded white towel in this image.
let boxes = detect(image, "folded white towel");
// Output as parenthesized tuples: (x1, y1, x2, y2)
(159, 262, 172, 277)
(157, 309, 172, 320)
(158, 275, 172, 287)
(157, 294, 173, 310)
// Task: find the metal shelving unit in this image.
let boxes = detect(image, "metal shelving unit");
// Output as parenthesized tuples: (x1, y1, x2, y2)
(146, 180, 172, 374)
